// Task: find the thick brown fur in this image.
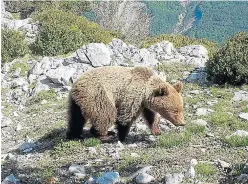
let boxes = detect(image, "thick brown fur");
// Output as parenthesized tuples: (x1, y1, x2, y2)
(67, 66, 185, 142)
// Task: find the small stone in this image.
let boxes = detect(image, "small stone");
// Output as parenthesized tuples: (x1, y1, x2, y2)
(2, 174, 19, 184)
(201, 148, 206, 153)
(75, 173, 86, 179)
(117, 141, 124, 149)
(233, 91, 248, 101)
(69, 164, 85, 174)
(22, 85, 29, 92)
(165, 173, 184, 184)
(12, 68, 21, 78)
(130, 166, 154, 178)
(207, 99, 218, 106)
(131, 153, 140, 158)
(19, 141, 37, 153)
(96, 172, 120, 184)
(218, 160, 231, 169)
(40, 99, 47, 104)
(128, 143, 138, 148)
(1, 117, 12, 127)
(16, 124, 22, 131)
(236, 174, 248, 183)
(85, 176, 96, 184)
(228, 130, 248, 137)
(148, 135, 156, 142)
(191, 119, 207, 127)
(135, 123, 148, 132)
(190, 90, 201, 95)
(239, 113, 248, 121)
(6, 153, 17, 161)
(206, 133, 214, 137)
(13, 112, 19, 117)
(185, 166, 195, 179)
(88, 147, 97, 154)
(196, 108, 214, 116)
(190, 159, 198, 166)
(136, 173, 155, 184)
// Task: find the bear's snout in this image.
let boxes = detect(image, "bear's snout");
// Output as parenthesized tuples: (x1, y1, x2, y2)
(162, 111, 185, 126)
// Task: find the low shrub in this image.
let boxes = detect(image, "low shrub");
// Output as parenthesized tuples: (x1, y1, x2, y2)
(1, 29, 28, 63)
(206, 32, 248, 85)
(31, 9, 117, 56)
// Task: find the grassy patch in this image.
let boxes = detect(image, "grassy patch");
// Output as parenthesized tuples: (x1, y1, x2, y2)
(186, 125, 205, 135)
(39, 167, 56, 184)
(209, 112, 236, 126)
(83, 138, 101, 147)
(2, 102, 13, 116)
(156, 62, 195, 81)
(209, 86, 233, 99)
(52, 140, 84, 158)
(10, 60, 30, 76)
(29, 89, 57, 104)
(223, 135, 248, 147)
(28, 80, 37, 89)
(118, 152, 151, 170)
(11, 13, 20, 19)
(155, 131, 191, 148)
(195, 163, 217, 177)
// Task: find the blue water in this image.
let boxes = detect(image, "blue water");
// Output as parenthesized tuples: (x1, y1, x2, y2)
(194, 5, 202, 25)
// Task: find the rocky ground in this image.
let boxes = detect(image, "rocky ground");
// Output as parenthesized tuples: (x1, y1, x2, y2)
(1, 59, 248, 184)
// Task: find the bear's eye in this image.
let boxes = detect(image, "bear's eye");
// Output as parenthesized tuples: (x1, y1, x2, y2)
(153, 87, 167, 97)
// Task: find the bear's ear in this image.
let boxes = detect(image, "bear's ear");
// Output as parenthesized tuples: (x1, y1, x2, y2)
(153, 87, 168, 97)
(173, 81, 183, 93)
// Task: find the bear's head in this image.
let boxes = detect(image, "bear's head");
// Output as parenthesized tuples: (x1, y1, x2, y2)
(148, 81, 185, 126)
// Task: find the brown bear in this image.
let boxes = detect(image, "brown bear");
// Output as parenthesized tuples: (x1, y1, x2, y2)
(66, 66, 185, 142)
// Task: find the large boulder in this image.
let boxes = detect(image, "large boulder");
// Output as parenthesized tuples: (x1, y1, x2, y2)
(84, 43, 112, 67)
(46, 66, 76, 85)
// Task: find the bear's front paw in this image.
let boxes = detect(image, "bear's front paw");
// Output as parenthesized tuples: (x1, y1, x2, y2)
(151, 128, 161, 136)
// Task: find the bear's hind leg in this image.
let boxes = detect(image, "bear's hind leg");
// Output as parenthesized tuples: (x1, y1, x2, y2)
(142, 108, 161, 135)
(66, 96, 85, 139)
(116, 122, 132, 142)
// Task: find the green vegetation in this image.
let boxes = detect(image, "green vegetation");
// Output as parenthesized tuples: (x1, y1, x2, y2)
(1, 29, 28, 63)
(83, 138, 101, 147)
(206, 32, 248, 85)
(144, 1, 183, 36)
(156, 62, 195, 81)
(186, 124, 205, 135)
(31, 9, 117, 56)
(195, 162, 217, 177)
(52, 140, 83, 158)
(5, 1, 90, 18)
(144, 1, 248, 44)
(184, 2, 248, 44)
(10, 60, 30, 76)
(223, 135, 248, 147)
(29, 89, 57, 104)
(156, 130, 191, 148)
(141, 34, 217, 57)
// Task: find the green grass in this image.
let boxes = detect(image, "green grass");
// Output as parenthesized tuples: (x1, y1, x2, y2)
(209, 86, 233, 99)
(155, 130, 191, 148)
(2, 102, 13, 116)
(223, 135, 248, 147)
(10, 60, 30, 76)
(83, 138, 101, 147)
(156, 62, 195, 81)
(195, 163, 217, 177)
(52, 140, 84, 158)
(186, 125, 205, 135)
(11, 13, 20, 20)
(118, 152, 151, 170)
(209, 112, 236, 126)
(28, 89, 57, 105)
